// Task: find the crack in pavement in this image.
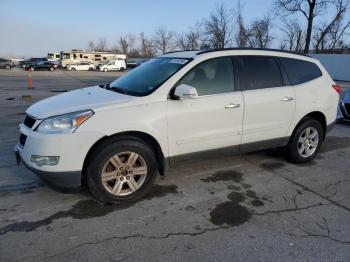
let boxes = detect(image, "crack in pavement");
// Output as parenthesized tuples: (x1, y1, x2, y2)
(280, 175, 350, 213)
(34, 202, 340, 260)
(287, 217, 350, 244)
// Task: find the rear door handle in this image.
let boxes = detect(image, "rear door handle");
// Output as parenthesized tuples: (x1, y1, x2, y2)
(225, 103, 240, 109)
(281, 97, 294, 102)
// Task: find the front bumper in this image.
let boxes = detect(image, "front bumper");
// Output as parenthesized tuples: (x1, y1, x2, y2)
(15, 123, 104, 188)
(15, 144, 82, 188)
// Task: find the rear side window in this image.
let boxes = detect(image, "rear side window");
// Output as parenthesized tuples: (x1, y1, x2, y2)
(179, 57, 235, 96)
(235, 56, 283, 91)
(278, 58, 322, 85)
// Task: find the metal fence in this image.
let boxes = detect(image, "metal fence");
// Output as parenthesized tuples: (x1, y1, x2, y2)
(309, 54, 350, 82)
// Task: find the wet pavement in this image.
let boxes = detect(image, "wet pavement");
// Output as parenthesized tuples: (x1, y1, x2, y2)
(0, 69, 349, 261)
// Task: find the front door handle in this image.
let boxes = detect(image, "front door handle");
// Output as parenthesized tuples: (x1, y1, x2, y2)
(225, 103, 240, 109)
(281, 97, 294, 102)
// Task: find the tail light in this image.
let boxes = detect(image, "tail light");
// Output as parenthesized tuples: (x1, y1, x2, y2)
(332, 84, 341, 94)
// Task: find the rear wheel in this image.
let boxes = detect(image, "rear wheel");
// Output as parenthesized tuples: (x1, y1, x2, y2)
(120, 67, 125, 72)
(49, 67, 54, 71)
(87, 138, 158, 203)
(71, 67, 76, 71)
(5, 65, 10, 70)
(285, 118, 323, 163)
(89, 67, 94, 71)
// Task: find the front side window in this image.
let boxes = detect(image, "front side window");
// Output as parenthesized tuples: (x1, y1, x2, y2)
(110, 58, 190, 96)
(278, 57, 322, 85)
(179, 57, 235, 96)
(236, 56, 283, 91)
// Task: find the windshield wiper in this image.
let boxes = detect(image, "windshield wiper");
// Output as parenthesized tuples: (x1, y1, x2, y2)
(110, 86, 128, 95)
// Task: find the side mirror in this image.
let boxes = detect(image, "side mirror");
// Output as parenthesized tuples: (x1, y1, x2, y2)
(174, 84, 199, 100)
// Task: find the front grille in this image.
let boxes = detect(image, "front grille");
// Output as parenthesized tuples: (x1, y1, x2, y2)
(19, 134, 27, 147)
(345, 103, 350, 115)
(23, 115, 36, 129)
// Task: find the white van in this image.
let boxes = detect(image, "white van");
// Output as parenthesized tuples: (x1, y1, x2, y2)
(99, 60, 126, 72)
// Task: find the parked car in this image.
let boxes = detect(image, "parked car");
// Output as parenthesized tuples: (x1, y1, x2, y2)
(127, 59, 148, 69)
(21, 57, 47, 68)
(339, 89, 350, 120)
(25, 61, 58, 71)
(99, 60, 126, 72)
(0, 58, 14, 69)
(67, 62, 96, 71)
(15, 49, 339, 203)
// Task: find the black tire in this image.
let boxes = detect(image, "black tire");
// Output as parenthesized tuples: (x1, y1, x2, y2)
(120, 67, 125, 72)
(103, 68, 108, 72)
(5, 65, 10, 70)
(86, 137, 158, 203)
(71, 67, 76, 71)
(89, 67, 94, 71)
(49, 67, 54, 71)
(285, 118, 324, 163)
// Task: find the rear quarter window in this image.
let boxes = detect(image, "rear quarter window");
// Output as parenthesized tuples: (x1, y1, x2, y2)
(235, 56, 283, 91)
(278, 57, 322, 85)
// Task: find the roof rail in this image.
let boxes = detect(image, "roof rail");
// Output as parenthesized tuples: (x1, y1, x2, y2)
(196, 48, 309, 57)
(162, 49, 200, 55)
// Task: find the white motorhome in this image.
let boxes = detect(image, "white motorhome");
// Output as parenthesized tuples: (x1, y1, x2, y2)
(47, 52, 61, 62)
(60, 50, 126, 68)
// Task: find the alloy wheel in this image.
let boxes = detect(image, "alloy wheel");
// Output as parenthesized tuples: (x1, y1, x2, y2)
(101, 151, 148, 196)
(297, 127, 319, 158)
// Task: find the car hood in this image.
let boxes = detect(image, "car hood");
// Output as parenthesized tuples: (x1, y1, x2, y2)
(26, 86, 134, 119)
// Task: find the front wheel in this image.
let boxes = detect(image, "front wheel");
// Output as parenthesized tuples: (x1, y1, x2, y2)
(49, 67, 54, 71)
(87, 138, 158, 203)
(285, 118, 323, 163)
(103, 68, 108, 72)
(5, 65, 10, 70)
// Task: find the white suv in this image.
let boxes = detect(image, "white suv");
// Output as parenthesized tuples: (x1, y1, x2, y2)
(15, 49, 339, 203)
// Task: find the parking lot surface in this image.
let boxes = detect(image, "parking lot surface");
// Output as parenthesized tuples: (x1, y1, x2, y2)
(0, 68, 349, 262)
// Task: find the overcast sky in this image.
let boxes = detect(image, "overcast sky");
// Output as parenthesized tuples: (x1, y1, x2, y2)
(0, 0, 346, 58)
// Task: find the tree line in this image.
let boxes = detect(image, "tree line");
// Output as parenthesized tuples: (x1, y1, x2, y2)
(87, 0, 350, 58)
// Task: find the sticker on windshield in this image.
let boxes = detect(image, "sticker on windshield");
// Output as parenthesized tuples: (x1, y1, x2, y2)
(168, 59, 188, 64)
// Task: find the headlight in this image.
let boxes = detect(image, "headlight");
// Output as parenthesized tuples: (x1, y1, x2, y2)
(36, 110, 94, 134)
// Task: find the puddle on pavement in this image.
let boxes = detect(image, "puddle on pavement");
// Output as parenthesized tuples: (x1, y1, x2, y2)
(260, 162, 285, 171)
(0, 182, 43, 193)
(210, 202, 251, 226)
(320, 136, 350, 153)
(227, 192, 245, 203)
(201, 170, 244, 183)
(0, 184, 178, 236)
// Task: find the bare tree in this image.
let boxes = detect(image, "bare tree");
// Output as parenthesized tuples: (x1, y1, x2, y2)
(153, 27, 176, 54)
(275, 0, 330, 53)
(140, 33, 155, 58)
(176, 24, 202, 50)
(248, 16, 273, 48)
(234, 1, 250, 48)
(87, 41, 95, 51)
(280, 20, 304, 52)
(118, 37, 129, 54)
(202, 3, 233, 48)
(95, 37, 108, 51)
(314, 0, 350, 52)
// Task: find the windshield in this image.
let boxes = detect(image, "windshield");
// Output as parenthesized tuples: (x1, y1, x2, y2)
(110, 57, 190, 96)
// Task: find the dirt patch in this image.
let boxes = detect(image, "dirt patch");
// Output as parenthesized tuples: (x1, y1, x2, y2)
(210, 202, 251, 226)
(201, 170, 244, 183)
(0, 184, 177, 236)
